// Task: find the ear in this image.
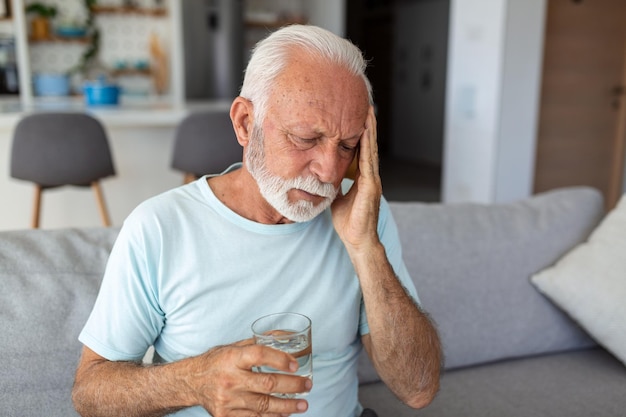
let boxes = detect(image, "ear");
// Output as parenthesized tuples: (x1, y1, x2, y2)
(230, 97, 254, 147)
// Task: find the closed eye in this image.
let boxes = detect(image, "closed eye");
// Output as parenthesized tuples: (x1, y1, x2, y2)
(339, 144, 357, 159)
(290, 135, 319, 148)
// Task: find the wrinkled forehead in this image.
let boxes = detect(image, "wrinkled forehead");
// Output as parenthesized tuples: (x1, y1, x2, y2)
(267, 55, 369, 124)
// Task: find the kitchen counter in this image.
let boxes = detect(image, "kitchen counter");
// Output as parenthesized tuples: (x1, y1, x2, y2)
(0, 97, 232, 129)
(0, 98, 237, 231)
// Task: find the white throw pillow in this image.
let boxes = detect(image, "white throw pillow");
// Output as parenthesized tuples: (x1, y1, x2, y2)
(531, 194, 626, 366)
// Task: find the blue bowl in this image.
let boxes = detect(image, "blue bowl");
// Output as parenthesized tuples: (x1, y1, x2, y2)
(83, 82, 120, 106)
(34, 73, 70, 96)
(56, 27, 87, 38)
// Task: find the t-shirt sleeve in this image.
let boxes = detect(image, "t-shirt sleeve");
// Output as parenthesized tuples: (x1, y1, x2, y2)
(79, 205, 165, 361)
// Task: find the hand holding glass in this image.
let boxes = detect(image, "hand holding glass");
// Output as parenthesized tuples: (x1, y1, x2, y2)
(251, 312, 312, 398)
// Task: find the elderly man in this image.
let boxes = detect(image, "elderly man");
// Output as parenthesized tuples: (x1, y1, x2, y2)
(72, 25, 441, 417)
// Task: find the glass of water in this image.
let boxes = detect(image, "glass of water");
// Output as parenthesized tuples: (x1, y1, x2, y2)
(251, 312, 312, 398)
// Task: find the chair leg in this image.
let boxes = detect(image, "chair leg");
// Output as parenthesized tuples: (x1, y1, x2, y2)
(91, 181, 112, 227)
(31, 185, 42, 229)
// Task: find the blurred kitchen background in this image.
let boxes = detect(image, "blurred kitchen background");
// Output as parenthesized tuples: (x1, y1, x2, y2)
(0, 0, 445, 204)
(1, 0, 625, 227)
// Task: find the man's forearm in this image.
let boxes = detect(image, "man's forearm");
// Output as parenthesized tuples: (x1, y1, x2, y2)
(73, 343, 312, 417)
(354, 243, 442, 408)
(72, 349, 194, 417)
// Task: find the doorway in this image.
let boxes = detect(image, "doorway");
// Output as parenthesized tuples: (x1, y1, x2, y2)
(534, 0, 626, 210)
(346, 0, 447, 202)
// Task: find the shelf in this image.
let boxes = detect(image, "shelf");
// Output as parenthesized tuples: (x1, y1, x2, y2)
(7, 0, 187, 111)
(245, 17, 307, 29)
(111, 68, 152, 77)
(90, 5, 167, 17)
(29, 34, 91, 44)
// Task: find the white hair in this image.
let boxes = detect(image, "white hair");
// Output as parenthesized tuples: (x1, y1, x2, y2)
(239, 24, 373, 123)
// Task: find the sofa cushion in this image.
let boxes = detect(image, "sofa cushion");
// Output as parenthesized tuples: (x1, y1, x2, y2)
(358, 187, 603, 382)
(531, 193, 626, 367)
(359, 348, 626, 417)
(0, 227, 118, 417)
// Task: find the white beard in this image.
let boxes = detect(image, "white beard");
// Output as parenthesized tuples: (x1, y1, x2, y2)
(246, 124, 339, 223)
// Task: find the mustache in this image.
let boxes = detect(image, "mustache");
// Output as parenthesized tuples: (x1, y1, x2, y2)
(289, 175, 338, 199)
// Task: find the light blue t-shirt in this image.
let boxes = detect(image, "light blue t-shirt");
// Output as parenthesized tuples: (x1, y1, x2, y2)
(79, 168, 418, 417)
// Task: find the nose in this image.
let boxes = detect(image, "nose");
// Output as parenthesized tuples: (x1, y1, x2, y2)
(309, 143, 341, 184)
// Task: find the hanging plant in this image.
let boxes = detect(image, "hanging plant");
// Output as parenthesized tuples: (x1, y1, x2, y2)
(25, 2, 57, 18)
(26, 2, 58, 40)
(67, 0, 100, 76)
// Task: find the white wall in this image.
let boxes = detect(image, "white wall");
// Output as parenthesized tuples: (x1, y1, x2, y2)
(305, 0, 346, 36)
(443, 0, 546, 203)
(494, 0, 546, 202)
(443, 0, 507, 203)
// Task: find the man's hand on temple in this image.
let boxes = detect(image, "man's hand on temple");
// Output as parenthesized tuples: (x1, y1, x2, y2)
(331, 106, 382, 252)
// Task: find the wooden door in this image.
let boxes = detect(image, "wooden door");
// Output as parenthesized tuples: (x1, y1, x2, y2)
(534, 0, 626, 210)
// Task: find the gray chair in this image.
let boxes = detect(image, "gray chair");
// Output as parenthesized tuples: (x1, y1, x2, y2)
(171, 110, 242, 184)
(10, 112, 116, 228)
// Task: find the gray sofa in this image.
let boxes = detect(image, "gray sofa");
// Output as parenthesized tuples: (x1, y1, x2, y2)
(2, 186, 625, 416)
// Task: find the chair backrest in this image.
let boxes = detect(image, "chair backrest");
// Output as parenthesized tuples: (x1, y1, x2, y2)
(10, 112, 115, 188)
(171, 110, 242, 178)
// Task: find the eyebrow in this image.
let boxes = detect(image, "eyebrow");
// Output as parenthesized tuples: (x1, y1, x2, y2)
(285, 123, 364, 141)
(342, 131, 364, 141)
